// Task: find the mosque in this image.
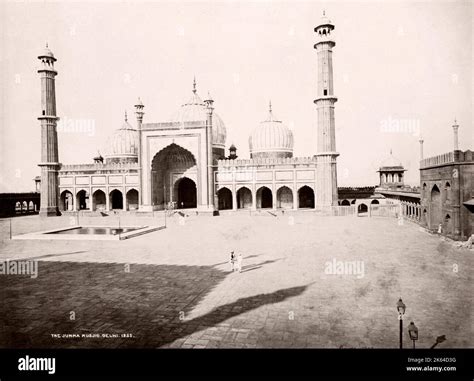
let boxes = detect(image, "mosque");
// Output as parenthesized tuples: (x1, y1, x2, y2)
(37, 12, 340, 216)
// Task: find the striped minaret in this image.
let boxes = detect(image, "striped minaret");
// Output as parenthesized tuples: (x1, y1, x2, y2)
(38, 44, 60, 216)
(314, 11, 339, 207)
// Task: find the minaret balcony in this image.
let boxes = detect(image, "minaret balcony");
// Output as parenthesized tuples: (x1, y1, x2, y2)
(314, 40, 336, 50)
(38, 115, 59, 121)
(314, 96, 338, 103)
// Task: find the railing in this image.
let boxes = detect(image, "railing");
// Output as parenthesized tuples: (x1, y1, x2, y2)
(218, 156, 317, 167)
(399, 201, 422, 223)
(369, 204, 400, 218)
(420, 152, 454, 169)
(142, 121, 205, 129)
(60, 163, 139, 171)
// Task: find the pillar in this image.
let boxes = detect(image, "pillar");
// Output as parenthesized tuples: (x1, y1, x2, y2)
(232, 186, 237, 211)
(106, 191, 110, 211)
(38, 44, 60, 217)
(251, 188, 257, 211)
(293, 186, 298, 210)
(135, 98, 145, 208)
(452, 119, 459, 151)
(204, 93, 215, 211)
(419, 137, 424, 161)
(272, 187, 277, 210)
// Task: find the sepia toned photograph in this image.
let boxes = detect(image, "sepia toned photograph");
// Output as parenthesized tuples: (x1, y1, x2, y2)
(0, 0, 472, 378)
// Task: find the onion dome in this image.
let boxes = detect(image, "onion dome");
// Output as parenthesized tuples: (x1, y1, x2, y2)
(170, 78, 226, 148)
(228, 143, 238, 159)
(379, 149, 404, 169)
(249, 101, 294, 159)
(38, 43, 56, 60)
(320, 10, 333, 26)
(104, 111, 139, 164)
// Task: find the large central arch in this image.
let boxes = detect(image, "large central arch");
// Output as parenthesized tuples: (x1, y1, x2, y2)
(151, 143, 197, 209)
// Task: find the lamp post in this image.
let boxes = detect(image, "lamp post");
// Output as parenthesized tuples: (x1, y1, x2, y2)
(397, 298, 406, 349)
(408, 322, 418, 349)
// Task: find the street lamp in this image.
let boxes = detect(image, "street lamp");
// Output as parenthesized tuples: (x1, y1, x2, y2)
(408, 322, 418, 349)
(397, 298, 406, 349)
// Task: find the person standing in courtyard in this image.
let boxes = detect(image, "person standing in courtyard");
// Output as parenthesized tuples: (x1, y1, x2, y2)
(229, 251, 235, 272)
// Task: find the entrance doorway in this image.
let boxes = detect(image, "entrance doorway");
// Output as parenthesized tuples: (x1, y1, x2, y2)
(176, 178, 197, 209)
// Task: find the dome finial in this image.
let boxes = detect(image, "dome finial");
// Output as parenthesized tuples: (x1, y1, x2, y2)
(323, 9, 325, 17)
(390, 148, 392, 155)
(193, 76, 197, 94)
(124, 110, 128, 122)
(269, 100, 272, 113)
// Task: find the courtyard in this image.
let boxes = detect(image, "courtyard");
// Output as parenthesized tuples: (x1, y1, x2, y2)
(0, 212, 472, 349)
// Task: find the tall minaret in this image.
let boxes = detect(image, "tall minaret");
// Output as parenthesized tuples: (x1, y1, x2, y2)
(452, 119, 459, 151)
(38, 44, 60, 216)
(314, 11, 339, 207)
(134, 98, 145, 208)
(419, 136, 424, 160)
(204, 91, 215, 211)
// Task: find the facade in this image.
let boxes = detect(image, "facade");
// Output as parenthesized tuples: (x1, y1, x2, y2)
(39, 12, 340, 215)
(420, 149, 473, 240)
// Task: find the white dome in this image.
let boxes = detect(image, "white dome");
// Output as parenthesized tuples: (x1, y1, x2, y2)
(38, 43, 55, 60)
(380, 150, 403, 168)
(105, 113, 139, 163)
(170, 83, 226, 148)
(249, 103, 294, 159)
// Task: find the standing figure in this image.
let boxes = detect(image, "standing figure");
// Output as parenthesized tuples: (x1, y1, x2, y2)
(229, 251, 235, 272)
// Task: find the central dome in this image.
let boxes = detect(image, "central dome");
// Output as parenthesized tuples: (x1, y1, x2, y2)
(104, 112, 139, 164)
(380, 150, 403, 168)
(170, 80, 226, 148)
(249, 102, 294, 159)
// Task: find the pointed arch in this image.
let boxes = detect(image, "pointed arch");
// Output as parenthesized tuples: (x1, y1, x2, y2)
(60, 190, 74, 211)
(256, 186, 273, 209)
(126, 189, 139, 211)
(277, 186, 293, 209)
(217, 187, 233, 210)
(92, 189, 106, 211)
(298, 185, 314, 209)
(237, 187, 252, 209)
(151, 143, 197, 209)
(174, 177, 197, 209)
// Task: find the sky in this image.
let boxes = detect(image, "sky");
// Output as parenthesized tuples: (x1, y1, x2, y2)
(0, 0, 472, 192)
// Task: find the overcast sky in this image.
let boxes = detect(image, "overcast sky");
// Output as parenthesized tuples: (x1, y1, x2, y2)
(0, 0, 472, 192)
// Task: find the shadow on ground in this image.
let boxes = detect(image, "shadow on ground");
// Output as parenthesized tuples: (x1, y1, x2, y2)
(0, 260, 308, 348)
